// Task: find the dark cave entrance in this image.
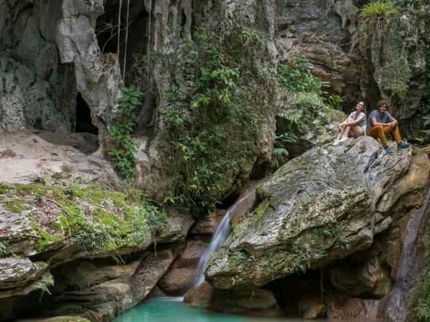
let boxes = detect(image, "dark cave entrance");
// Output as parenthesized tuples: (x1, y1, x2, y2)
(75, 93, 98, 135)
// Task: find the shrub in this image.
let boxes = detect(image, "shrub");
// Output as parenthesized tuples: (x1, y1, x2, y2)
(134, 27, 275, 212)
(107, 86, 142, 182)
(360, 1, 400, 20)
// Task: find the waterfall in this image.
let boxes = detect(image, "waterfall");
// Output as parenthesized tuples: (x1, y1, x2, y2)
(379, 178, 430, 321)
(193, 189, 257, 287)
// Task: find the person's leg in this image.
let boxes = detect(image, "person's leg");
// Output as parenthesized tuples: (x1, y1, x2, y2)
(367, 125, 387, 146)
(336, 126, 344, 140)
(340, 124, 351, 140)
(383, 124, 410, 149)
(383, 125, 401, 143)
(351, 125, 364, 138)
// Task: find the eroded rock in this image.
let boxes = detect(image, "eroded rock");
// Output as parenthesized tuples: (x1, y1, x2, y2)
(157, 209, 195, 244)
(44, 247, 182, 321)
(326, 295, 379, 322)
(184, 282, 213, 308)
(206, 137, 416, 289)
(191, 210, 226, 235)
(210, 287, 283, 317)
(329, 253, 391, 298)
(158, 240, 208, 295)
(0, 259, 47, 291)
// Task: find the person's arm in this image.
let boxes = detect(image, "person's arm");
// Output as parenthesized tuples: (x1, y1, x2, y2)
(386, 112, 397, 126)
(338, 116, 351, 129)
(347, 113, 365, 125)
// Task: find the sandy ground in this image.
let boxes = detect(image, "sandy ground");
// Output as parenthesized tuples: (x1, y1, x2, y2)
(0, 131, 116, 184)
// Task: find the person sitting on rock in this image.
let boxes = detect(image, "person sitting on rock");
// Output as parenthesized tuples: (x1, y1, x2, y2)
(366, 100, 410, 154)
(333, 101, 366, 146)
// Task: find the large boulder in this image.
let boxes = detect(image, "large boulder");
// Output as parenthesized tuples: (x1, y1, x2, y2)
(206, 137, 424, 290)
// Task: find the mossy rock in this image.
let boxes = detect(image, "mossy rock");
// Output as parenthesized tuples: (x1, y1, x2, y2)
(206, 137, 420, 289)
(0, 182, 167, 256)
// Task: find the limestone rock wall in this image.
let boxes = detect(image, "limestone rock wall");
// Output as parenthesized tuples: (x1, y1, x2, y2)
(0, 0, 122, 143)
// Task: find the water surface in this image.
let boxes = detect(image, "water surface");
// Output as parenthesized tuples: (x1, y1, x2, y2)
(114, 297, 303, 322)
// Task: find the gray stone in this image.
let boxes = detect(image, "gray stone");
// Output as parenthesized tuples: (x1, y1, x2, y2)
(157, 209, 195, 244)
(0, 0, 122, 151)
(206, 137, 415, 289)
(0, 258, 47, 291)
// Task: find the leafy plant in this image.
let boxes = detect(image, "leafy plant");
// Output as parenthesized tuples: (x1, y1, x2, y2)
(278, 58, 327, 95)
(0, 242, 10, 257)
(325, 95, 343, 110)
(107, 86, 143, 182)
(360, 1, 400, 20)
(410, 225, 430, 321)
(271, 133, 298, 171)
(135, 27, 274, 212)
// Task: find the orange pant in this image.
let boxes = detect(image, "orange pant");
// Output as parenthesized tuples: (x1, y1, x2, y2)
(366, 125, 401, 146)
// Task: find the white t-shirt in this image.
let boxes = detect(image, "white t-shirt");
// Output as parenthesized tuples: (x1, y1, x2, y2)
(349, 111, 366, 131)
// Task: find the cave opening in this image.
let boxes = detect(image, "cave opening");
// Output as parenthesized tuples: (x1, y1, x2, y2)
(75, 93, 98, 135)
(266, 269, 327, 318)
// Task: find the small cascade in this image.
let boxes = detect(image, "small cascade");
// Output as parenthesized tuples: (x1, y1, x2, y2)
(379, 179, 430, 321)
(193, 189, 258, 287)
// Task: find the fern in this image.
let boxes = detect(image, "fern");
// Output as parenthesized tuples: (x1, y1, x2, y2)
(272, 147, 289, 171)
(276, 133, 298, 145)
(360, 1, 400, 20)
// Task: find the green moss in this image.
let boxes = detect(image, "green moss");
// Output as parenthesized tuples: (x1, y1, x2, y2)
(2, 182, 166, 254)
(30, 218, 63, 252)
(3, 199, 31, 213)
(252, 200, 272, 232)
(228, 249, 253, 267)
(0, 183, 14, 195)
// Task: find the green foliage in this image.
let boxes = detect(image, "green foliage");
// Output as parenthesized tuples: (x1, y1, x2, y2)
(377, 29, 411, 97)
(410, 217, 430, 321)
(0, 242, 10, 257)
(272, 58, 338, 172)
(277, 58, 327, 95)
(272, 147, 289, 171)
(325, 94, 343, 110)
(360, 1, 400, 20)
(107, 86, 143, 182)
(0, 183, 13, 194)
(136, 27, 274, 212)
(414, 267, 430, 321)
(271, 133, 298, 171)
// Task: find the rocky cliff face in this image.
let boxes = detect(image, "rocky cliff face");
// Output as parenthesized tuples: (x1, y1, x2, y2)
(1, 0, 430, 321)
(0, 0, 121, 150)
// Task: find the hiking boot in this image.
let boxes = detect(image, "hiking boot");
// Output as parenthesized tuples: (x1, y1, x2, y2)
(384, 146, 393, 154)
(398, 142, 410, 150)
